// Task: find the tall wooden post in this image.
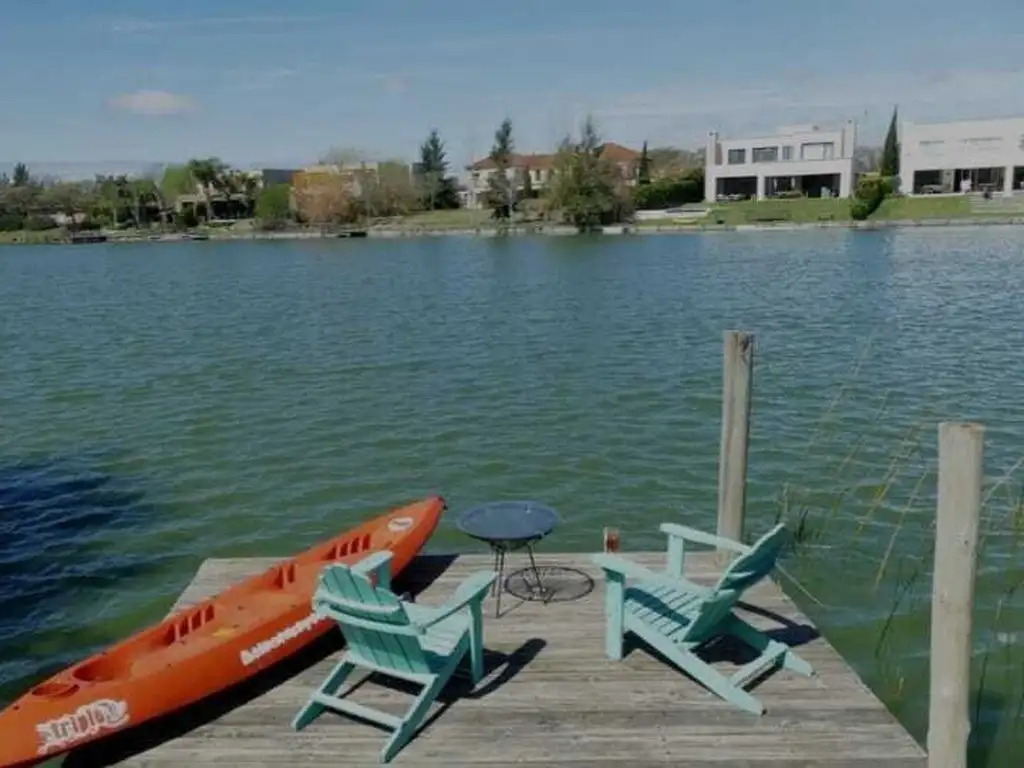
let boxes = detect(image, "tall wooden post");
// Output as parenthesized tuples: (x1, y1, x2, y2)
(927, 422, 983, 768)
(716, 330, 754, 554)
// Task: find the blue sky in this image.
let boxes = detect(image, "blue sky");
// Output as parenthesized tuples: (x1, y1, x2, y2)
(3, 0, 1024, 175)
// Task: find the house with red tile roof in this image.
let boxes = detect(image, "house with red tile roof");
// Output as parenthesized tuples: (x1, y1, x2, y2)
(461, 142, 641, 209)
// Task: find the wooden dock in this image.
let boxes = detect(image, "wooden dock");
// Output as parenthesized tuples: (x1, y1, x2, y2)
(66, 551, 927, 767)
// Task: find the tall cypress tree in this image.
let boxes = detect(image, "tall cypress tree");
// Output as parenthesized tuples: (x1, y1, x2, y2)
(637, 141, 651, 185)
(881, 107, 900, 177)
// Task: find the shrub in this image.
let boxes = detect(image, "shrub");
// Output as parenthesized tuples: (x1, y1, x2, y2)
(23, 214, 59, 231)
(634, 174, 704, 210)
(0, 211, 24, 231)
(851, 176, 888, 220)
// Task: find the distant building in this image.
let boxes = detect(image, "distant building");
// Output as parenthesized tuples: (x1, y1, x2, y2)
(462, 142, 641, 209)
(898, 116, 1024, 195)
(704, 122, 857, 201)
(259, 168, 299, 187)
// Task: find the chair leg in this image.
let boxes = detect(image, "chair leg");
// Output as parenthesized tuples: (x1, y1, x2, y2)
(603, 572, 625, 661)
(468, 608, 485, 684)
(292, 657, 356, 731)
(379, 671, 449, 763)
(675, 647, 766, 716)
(728, 615, 814, 677)
(636, 625, 766, 715)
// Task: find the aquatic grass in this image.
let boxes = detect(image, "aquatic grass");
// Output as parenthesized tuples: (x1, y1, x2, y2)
(768, 335, 1024, 766)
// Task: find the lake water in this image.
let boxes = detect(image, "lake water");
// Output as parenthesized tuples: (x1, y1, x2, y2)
(1, 230, 1021, 764)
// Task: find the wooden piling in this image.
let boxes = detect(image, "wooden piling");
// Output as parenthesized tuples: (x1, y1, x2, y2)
(927, 422, 984, 768)
(716, 330, 754, 554)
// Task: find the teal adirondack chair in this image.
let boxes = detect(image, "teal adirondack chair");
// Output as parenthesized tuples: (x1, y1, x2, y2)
(591, 522, 814, 715)
(292, 550, 497, 763)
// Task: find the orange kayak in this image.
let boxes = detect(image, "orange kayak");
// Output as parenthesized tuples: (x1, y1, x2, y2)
(0, 496, 445, 767)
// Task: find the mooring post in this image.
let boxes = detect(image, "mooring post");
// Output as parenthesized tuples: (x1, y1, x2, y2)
(927, 422, 983, 768)
(716, 330, 754, 557)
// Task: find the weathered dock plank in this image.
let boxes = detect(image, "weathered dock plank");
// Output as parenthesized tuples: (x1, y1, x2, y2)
(67, 551, 927, 767)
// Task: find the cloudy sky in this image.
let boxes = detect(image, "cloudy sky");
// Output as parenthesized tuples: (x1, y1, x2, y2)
(2, 0, 1024, 175)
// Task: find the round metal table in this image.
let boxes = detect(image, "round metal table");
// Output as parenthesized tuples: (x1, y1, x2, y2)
(456, 500, 559, 617)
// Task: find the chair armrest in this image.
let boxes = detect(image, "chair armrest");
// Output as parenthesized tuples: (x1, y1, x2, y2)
(660, 523, 750, 554)
(352, 550, 394, 589)
(592, 553, 661, 583)
(413, 571, 496, 630)
(591, 553, 712, 596)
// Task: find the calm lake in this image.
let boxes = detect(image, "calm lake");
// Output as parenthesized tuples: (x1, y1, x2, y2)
(1, 229, 1022, 764)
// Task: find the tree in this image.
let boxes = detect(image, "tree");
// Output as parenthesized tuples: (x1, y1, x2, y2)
(637, 141, 652, 185)
(417, 129, 460, 210)
(486, 118, 515, 221)
(254, 184, 293, 230)
(360, 160, 420, 220)
(292, 171, 357, 227)
(544, 115, 632, 231)
(519, 165, 534, 200)
(186, 157, 229, 221)
(12, 163, 30, 187)
(881, 107, 900, 178)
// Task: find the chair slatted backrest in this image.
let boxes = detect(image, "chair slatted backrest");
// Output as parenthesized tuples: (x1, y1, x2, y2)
(679, 523, 789, 644)
(314, 564, 430, 676)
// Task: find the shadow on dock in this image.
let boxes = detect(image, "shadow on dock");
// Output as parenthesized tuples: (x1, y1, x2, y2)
(63, 554, 476, 767)
(67, 552, 929, 766)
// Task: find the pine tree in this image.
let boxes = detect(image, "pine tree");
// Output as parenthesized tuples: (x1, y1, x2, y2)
(881, 107, 900, 177)
(486, 118, 515, 221)
(637, 141, 651, 185)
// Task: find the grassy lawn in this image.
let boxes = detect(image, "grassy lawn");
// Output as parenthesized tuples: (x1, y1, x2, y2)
(709, 197, 853, 226)
(0, 229, 67, 245)
(389, 208, 494, 229)
(871, 195, 973, 220)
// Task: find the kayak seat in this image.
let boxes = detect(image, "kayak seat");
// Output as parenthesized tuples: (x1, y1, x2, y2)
(292, 550, 496, 763)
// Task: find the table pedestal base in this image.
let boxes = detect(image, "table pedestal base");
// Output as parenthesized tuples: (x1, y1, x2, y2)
(490, 541, 549, 617)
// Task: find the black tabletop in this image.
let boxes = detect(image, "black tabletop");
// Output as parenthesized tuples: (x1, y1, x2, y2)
(456, 500, 559, 544)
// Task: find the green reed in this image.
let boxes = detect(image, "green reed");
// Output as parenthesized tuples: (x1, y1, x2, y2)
(768, 339, 1023, 767)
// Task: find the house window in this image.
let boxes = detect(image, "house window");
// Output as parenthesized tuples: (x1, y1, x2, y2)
(800, 142, 835, 161)
(727, 148, 746, 164)
(782, 145, 794, 161)
(751, 146, 778, 163)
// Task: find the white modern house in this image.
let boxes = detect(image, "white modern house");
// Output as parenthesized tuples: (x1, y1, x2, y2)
(704, 122, 857, 201)
(898, 116, 1024, 195)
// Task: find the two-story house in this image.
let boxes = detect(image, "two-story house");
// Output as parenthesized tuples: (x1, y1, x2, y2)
(705, 122, 857, 201)
(462, 142, 641, 209)
(899, 116, 1024, 195)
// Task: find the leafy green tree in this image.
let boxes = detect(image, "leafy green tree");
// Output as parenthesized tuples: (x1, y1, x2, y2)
(186, 157, 229, 221)
(254, 184, 293, 229)
(544, 115, 632, 231)
(637, 141, 652, 185)
(486, 118, 515, 221)
(881, 107, 900, 178)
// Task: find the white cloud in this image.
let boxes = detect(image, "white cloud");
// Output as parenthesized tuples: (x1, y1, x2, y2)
(108, 90, 196, 116)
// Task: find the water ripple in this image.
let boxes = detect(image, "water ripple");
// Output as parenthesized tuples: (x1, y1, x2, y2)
(1, 231, 1022, 762)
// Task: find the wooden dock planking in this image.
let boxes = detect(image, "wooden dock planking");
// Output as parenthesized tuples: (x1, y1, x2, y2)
(74, 552, 927, 767)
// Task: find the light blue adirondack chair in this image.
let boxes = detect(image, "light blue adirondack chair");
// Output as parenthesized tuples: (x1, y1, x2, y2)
(292, 550, 497, 763)
(591, 522, 814, 715)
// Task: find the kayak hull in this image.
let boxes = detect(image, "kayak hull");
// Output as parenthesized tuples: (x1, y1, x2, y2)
(0, 496, 445, 767)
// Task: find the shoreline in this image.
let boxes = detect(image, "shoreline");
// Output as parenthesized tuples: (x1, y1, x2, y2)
(1, 214, 1022, 246)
